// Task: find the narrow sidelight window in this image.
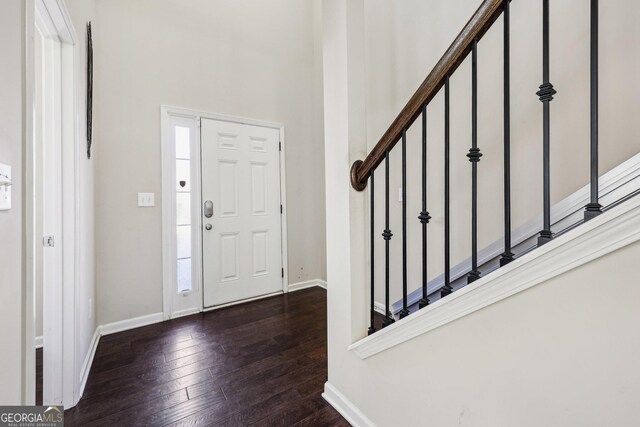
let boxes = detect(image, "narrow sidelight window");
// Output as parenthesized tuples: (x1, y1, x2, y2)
(175, 126, 192, 293)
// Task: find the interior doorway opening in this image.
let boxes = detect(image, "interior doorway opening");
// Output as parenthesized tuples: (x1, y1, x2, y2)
(26, 0, 79, 408)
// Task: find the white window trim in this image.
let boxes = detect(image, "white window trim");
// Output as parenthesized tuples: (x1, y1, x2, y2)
(160, 106, 289, 320)
(161, 113, 201, 319)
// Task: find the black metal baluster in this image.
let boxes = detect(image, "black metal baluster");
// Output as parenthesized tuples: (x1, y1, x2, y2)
(368, 173, 376, 335)
(382, 151, 394, 327)
(399, 131, 410, 319)
(585, 0, 602, 221)
(467, 40, 482, 284)
(442, 76, 453, 297)
(537, 0, 556, 246)
(418, 105, 431, 309)
(500, 0, 515, 266)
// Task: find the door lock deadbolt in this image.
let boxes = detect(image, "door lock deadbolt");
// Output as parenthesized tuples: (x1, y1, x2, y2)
(204, 200, 213, 218)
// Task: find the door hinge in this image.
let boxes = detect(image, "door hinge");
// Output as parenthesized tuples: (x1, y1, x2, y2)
(43, 235, 55, 247)
(281, 268, 284, 278)
(280, 204, 283, 214)
(279, 141, 282, 151)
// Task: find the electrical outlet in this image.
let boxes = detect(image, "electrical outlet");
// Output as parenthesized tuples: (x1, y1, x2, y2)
(138, 192, 155, 207)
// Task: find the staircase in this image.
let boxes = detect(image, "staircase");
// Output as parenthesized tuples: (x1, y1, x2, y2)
(322, 0, 640, 425)
(349, 0, 640, 334)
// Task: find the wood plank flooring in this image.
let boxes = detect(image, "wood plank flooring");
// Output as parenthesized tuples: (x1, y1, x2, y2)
(36, 347, 42, 406)
(62, 288, 348, 426)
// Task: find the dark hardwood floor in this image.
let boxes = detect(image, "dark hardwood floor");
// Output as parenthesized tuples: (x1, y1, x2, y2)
(36, 347, 43, 406)
(63, 287, 348, 426)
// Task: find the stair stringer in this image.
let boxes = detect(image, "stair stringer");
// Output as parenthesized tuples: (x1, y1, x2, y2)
(352, 194, 640, 359)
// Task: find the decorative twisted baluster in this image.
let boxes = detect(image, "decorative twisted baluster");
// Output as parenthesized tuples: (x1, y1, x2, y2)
(585, 0, 602, 221)
(468, 40, 482, 284)
(399, 131, 410, 319)
(368, 173, 376, 335)
(500, 0, 515, 265)
(418, 104, 431, 309)
(537, 0, 556, 246)
(442, 76, 453, 298)
(382, 150, 394, 327)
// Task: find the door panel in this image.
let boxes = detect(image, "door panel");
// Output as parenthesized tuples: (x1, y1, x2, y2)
(201, 119, 282, 307)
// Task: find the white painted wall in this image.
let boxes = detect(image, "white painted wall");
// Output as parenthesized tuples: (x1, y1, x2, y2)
(364, 0, 640, 304)
(93, 0, 326, 325)
(0, 0, 24, 404)
(329, 238, 640, 426)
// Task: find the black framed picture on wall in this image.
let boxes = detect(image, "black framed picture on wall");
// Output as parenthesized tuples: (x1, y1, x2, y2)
(86, 21, 93, 159)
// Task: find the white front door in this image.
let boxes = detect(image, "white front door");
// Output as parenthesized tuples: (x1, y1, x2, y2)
(201, 119, 283, 307)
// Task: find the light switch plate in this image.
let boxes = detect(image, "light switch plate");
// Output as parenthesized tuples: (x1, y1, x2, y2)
(138, 192, 155, 207)
(0, 163, 11, 211)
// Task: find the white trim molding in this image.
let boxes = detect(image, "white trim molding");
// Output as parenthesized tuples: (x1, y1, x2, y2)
(170, 308, 201, 320)
(76, 328, 100, 404)
(323, 382, 376, 427)
(389, 152, 640, 314)
(351, 195, 640, 359)
(99, 312, 164, 336)
(160, 109, 202, 320)
(26, 0, 80, 408)
(373, 302, 386, 315)
(288, 279, 327, 292)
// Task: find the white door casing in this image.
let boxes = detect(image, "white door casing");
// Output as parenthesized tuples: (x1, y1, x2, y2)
(39, 31, 64, 406)
(27, 0, 79, 407)
(201, 119, 283, 307)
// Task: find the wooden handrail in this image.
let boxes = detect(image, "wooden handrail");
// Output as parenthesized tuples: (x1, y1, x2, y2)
(351, 0, 506, 191)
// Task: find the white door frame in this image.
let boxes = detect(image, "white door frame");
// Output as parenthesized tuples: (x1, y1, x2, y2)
(161, 106, 289, 319)
(25, 0, 79, 407)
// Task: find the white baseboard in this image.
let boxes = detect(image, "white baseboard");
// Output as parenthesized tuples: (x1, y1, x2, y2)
(72, 314, 163, 406)
(35, 336, 43, 349)
(323, 381, 376, 427)
(75, 328, 100, 405)
(99, 312, 164, 336)
(288, 279, 327, 292)
(170, 307, 200, 319)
